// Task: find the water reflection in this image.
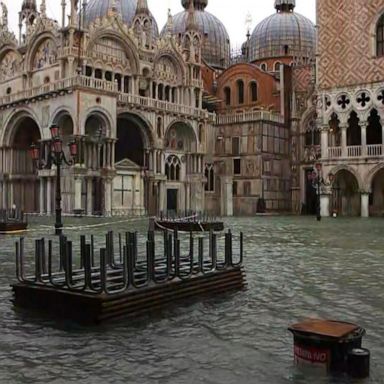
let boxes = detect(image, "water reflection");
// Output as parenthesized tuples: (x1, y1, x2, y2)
(0, 216, 383, 383)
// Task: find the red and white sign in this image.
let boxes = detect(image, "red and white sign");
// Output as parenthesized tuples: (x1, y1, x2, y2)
(294, 345, 330, 368)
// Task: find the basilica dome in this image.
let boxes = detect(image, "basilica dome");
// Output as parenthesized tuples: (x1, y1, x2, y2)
(85, 0, 159, 36)
(249, 0, 315, 63)
(161, 0, 231, 69)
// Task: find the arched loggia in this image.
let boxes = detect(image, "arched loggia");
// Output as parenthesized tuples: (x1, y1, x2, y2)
(331, 170, 361, 216)
(3, 116, 41, 212)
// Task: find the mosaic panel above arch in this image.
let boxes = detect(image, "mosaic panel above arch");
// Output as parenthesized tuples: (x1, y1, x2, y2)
(0, 51, 21, 81)
(32, 39, 58, 70)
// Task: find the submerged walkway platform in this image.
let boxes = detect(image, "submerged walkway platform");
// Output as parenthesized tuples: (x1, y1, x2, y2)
(12, 230, 245, 324)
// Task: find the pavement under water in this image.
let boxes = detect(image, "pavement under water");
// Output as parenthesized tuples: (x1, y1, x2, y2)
(0, 216, 383, 384)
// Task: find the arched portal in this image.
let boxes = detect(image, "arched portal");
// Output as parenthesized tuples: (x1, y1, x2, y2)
(116, 114, 151, 167)
(370, 168, 384, 216)
(4, 116, 41, 212)
(331, 170, 361, 216)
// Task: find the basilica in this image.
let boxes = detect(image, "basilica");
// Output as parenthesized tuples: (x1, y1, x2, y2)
(0, 0, 383, 217)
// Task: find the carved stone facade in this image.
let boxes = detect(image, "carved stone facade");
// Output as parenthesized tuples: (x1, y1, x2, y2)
(316, 0, 384, 217)
(0, 0, 209, 217)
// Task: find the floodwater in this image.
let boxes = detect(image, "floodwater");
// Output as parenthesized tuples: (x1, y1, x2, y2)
(0, 216, 383, 384)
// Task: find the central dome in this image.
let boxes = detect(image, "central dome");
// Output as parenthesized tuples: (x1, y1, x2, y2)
(161, 1, 230, 69)
(249, 0, 315, 63)
(85, 0, 159, 36)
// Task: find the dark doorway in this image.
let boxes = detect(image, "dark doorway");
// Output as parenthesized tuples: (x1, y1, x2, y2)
(93, 178, 103, 215)
(116, 116, 145, 166)
(304, 169, 317, 215)
(167, 189, 178, 212)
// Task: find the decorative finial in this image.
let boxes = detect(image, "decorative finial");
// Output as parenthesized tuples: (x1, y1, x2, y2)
(181, 0, 207, 11)
(245, 11, 252, 37)
(40, 0, 46, 17)
(0, 2, 8, 28)
(166, 8, 174, 36)
(136, 0, 149, 15)
(275, 0, 295, 12)
(186, 0, 198, 31)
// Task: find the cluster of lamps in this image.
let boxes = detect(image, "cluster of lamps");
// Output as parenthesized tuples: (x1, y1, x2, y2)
(29, 124, 78, 235)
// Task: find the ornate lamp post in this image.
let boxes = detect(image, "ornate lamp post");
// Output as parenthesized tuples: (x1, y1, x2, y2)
(308, 162, 334, 221)
(30, 124, 78, 235)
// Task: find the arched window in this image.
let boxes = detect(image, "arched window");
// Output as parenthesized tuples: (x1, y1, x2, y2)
(205, 164, 215, 192)
(377, 14, 384, 56)
(260, 63, 267, 71)
(237, 80, 244, 104)
(224, 87, 231, 106)
(165, 155, 181, 181)
(250, 82, 258, 102)
(157, 117, 162, 138)
(274, 62, 281, 72)
(198, 124, 204, 143)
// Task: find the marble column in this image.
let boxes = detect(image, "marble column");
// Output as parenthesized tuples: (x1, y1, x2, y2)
(40, 178, 45, 215)
(360, 122, 367, 157)
(320, 193, 330, 217)
(361, 192, 369, 218)
(104, 178, 112, 217)
(47, 178, 52, 215)
(74, 177, 82, 211)
(133, 174, 141, 215)
(321, 128, 329, 159)
(87, 178, 93, 215)
(341, 124, 348, 157)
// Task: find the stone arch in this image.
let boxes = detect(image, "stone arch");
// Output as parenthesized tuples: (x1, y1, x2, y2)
(347, 110, 361, 146)
(165, 120, 197, 153)
(1, 108, 42, 146)
(367, 165, 384, 216)
(81, 107, 113, 138)
(116, 112, 154, 167)
(330, 167, 362, 216)
(365, 163, 384, 192)
(87, 31, 140, 74)
(153, 52, 185, 81)
(1, 111, 41, 213)
(328, 164, 364, 191)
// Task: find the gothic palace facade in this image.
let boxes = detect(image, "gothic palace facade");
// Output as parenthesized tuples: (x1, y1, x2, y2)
(0, 0, 383, 217)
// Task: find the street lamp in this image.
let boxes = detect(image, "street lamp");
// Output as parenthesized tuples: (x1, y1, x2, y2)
(29, 124, 78, 235)
(307, 162, 334, 222)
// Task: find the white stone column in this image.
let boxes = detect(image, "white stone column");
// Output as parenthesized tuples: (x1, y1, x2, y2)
(361, 192, 369, 218)
(159, 181, 165, 214)
(321, 128, 329, 159)
(40, 178, 45, 215)
(74, 177, 82, 211)
(360, 122, 367, 157)
(47, 178, 52, 215)
(133, 174, 141, 215)
(320, 194, 330, 217)
(104, 178, 112, 217)
(2, 181, 7, 209)
(87, 178, 93, 215)
(0, 182, 3, 210)
(341, 124, 348, 157)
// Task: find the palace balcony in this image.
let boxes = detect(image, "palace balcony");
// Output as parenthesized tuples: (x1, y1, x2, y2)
(0, 75, 214, 122)
(327, 144, 384, 159)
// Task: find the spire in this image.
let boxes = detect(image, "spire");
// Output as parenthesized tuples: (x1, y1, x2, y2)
(40, 0, 46, 17)
(182, 0, 207, 11)
(186, 0, 198, 31)
(22, 0, 37, 12)
(275, 0, 295, 12)
(136, 0, 150, 15)
(165, 8, 174, 36)
(0, 2, 8, 29)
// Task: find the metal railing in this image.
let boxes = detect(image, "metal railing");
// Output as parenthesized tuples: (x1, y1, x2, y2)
(15, 229, 244, 296)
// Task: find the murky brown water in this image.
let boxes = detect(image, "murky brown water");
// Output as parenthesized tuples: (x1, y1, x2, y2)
(0, 216, 383, 383)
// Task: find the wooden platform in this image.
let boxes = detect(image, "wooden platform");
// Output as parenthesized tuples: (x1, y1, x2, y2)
(12, 230, 246, 324)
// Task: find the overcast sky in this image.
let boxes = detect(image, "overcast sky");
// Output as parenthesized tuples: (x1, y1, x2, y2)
(3, 0, 316, 48)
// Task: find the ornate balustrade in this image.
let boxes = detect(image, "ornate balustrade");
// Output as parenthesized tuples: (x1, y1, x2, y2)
(216, 110, 285, 125)
(327, 144, 384, 159)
